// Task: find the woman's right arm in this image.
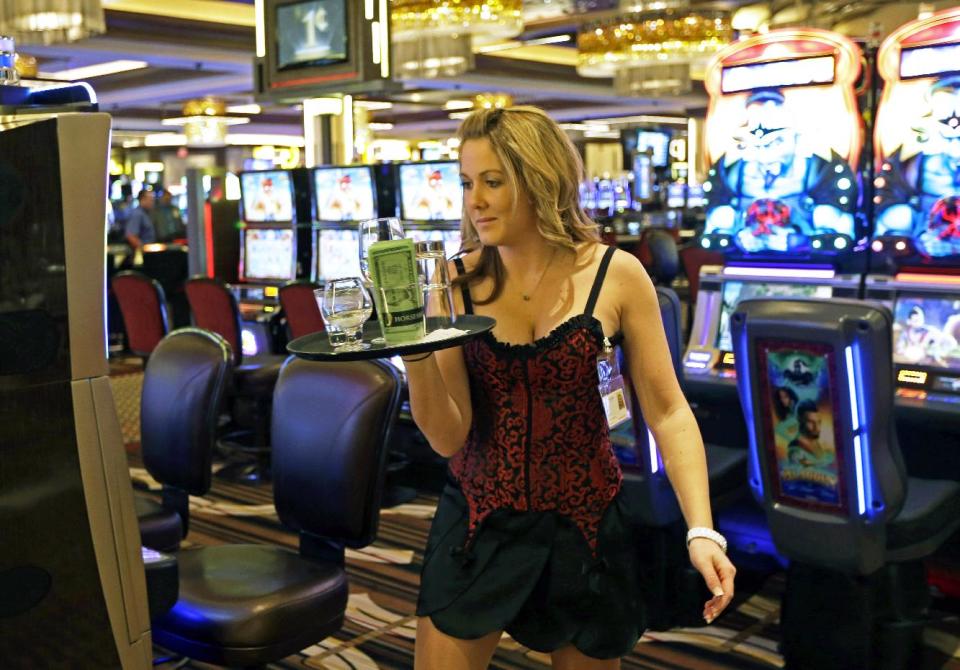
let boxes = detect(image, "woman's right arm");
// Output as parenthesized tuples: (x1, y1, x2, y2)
(401, 257, 475, 457)
(402, 346, 472, 457)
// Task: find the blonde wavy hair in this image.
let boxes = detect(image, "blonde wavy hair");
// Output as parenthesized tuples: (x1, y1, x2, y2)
(454, 105, 600, 304)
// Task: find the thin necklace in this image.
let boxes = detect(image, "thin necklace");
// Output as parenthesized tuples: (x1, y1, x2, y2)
(521, 248, 556, 301)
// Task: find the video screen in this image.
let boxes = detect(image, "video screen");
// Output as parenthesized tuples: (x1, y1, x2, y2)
(721, 55, 836, 93)
(243, 228, 295, 281)
(596, 179, 614, 212)
(687, 185, 705, 208)
(398, 162, 462, 221)
(637, 130, 670, 167)
(580, 180, 598, 211)
(276, 0, 348, 71)
(900, 44, 960, 79)
(667, 183, 686, 209)
(892, 294, 960, 370)
(317, 228, 362, 281)
(716, 281, 833, 351)
(315, 166, 377, 222)
(241, 170, 294, 223)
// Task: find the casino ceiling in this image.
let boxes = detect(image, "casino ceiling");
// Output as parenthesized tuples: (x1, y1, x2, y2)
(8, 0, 953, 144)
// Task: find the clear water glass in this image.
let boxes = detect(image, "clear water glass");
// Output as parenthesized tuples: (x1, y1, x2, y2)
(317, 278, 373, 351)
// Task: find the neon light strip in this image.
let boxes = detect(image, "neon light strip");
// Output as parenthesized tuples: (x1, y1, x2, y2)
(738, 332, 763, 498)
(647, 429, 659, 474)
(379, 0, 390, 78)
(722, 266, 836, 279)
(853, 341, 874, 514)
(845, 345, 868, 516)
(698, 291, 719, 347)
(894, 272, 960, 285)
(852, 435, 866, 516)
(845, 347, 860, 432)
(688, 351, 712, 363)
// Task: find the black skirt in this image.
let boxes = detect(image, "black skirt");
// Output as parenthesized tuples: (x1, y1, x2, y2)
(416, 481, 647, 660)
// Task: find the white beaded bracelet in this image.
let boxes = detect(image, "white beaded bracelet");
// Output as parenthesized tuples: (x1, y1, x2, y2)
(686, 527, 728, 554)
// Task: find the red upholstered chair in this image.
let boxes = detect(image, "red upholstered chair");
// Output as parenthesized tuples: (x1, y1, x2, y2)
(278, 280, 325, 341)
(111, 271, 170, 361)
(184, 276, 287, 483)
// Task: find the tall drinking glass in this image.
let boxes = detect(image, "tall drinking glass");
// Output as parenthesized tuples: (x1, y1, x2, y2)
(359, 217, 405, 343)
(319, 278, 373, 351)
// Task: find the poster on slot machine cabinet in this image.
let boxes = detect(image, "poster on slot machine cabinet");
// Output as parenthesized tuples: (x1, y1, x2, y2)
(874, 8, 960, 260)
(757, 340, 847, 514)
(701, 30, 863, 255)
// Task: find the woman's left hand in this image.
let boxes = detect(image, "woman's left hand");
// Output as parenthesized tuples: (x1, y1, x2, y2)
(688, 538, 736, 624)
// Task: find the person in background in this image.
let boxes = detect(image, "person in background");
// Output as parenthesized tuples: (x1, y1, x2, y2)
(405, 106, 735, 669)
(152, 190, 185, 242)
(124, 189, 157, 250)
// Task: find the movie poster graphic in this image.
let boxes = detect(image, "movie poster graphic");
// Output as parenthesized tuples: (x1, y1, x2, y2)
(757, 340, 847, 514)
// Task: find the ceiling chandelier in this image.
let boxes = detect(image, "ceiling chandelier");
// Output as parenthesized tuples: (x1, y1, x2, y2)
(577, 0, 733, 85)
(162, 98, 250, 147)
(391, 0, 524, 78)
(0, 0, 105, 45)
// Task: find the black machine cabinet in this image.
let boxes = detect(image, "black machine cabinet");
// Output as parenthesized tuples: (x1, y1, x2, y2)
(0, 114, 152, 667)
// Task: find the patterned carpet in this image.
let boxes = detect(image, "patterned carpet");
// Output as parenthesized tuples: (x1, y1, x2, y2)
(110, 359, 960, 669)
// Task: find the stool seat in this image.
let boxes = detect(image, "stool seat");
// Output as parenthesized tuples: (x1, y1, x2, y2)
(888, 477, 960, 560)
(154, 544, 347, 665)
(135, 495, 182, 553)
(234, 355, 287, 396)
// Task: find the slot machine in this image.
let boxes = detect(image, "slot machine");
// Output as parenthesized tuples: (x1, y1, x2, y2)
(234, 168, 312, 355)
(865, 7, 960, 483)
(396, 160, 464, 259)
(684, 30, 868, 429)
(312, 164, 380, 282)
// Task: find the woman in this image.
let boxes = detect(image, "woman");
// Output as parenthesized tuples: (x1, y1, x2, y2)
(402, 106, 735, 670)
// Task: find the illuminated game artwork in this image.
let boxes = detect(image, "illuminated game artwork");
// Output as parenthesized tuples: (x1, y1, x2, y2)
(315, 166, 376, 222)
(243, 228, 295, 280)
(399, 162, 462, 221)
(874, 8, 960, 261)
(892, 294, 960, 369)
(701, 30, 863, 256)
(757, 340, 846, 513)
(318, 228, 362, 280)
(241, 170, 294, 223)
(715, 281, 833, 351)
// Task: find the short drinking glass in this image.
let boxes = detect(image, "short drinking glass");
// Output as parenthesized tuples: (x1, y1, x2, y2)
(318, 278, 372, 351)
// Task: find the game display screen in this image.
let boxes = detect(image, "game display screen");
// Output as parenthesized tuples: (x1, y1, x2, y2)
(716, 281, 833, 351)
(892, 294, 960, 370)
(701, 31, 863, 256)
(873, 9, 960, 260)
(243, 228, 295, 281)
(241, 170, 294, 223)
(317, 228, 362, 280)
(637, 130, 670, 167)
(756, 339, 847, 513)
(276, 0, 348, 71)
(398, 162, 462, 221)
(314, 166, 377, 222)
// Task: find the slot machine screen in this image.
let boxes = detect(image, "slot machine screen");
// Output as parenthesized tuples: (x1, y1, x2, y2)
(666, 183, 686, 208)
(637, 131, 670, 167)
(317, 228, 362, 280)
(632, 153, 653, 201)
(241, 170, 294, 223)
(242, 228, 296, 281)
(314, 166, 377, 222)
(687, 185, 705, 208)
(716, 281, 833, 351)
(892, 294, 960, 370)
(580, 180, 598, 211)
(398, 162, 462, 221)
(596, 179, 614, 212)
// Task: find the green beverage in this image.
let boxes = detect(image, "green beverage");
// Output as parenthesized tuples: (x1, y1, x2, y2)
(368, 238, 425, 343)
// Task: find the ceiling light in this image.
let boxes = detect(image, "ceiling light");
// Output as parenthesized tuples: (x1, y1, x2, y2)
(144, 133, 187, 147)
(448, 111, 472, 120)
(391, 0, 523, 43)
(162, 98, 250, 147)
(39, 59, 148, 80)
(226, 134, 305, 147)
(0, 0, 105, 45)
(226, 103, 262, 114)
(354, 100, 393, 110)
(444, 99, 475, 110)
(476, 34, 573, 54)
(367, 122, 395, 130)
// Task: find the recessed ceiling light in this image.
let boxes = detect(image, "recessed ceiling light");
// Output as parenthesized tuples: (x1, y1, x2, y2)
(226, 103, 262, 114)
(444, 100, 474, 110)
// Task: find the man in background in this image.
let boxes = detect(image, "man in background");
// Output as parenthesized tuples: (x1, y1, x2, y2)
(124, 189, 156, 250)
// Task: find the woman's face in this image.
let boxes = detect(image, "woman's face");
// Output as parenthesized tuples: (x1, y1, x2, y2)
(459, 137, 538, 247)
(778, 388, 794, 408)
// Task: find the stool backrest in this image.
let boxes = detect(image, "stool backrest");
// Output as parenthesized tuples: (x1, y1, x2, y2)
(279, 280, 325, 341)
(271, 358, 402, 551)
(141, 328, 232, 499)
(731, 298, 906, 574)
(112, 271, 169, 357)
(184, 276, 244, 365)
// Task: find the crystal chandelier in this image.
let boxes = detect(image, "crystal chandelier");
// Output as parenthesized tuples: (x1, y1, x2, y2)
(0, 0, 105, 45)
(391, 0, 524, 78)
(162, 98, 250, 147)
(577, 0, 733, 79)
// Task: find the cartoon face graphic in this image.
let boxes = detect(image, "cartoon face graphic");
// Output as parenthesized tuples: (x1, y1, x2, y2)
(737, 89, 800, 186)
